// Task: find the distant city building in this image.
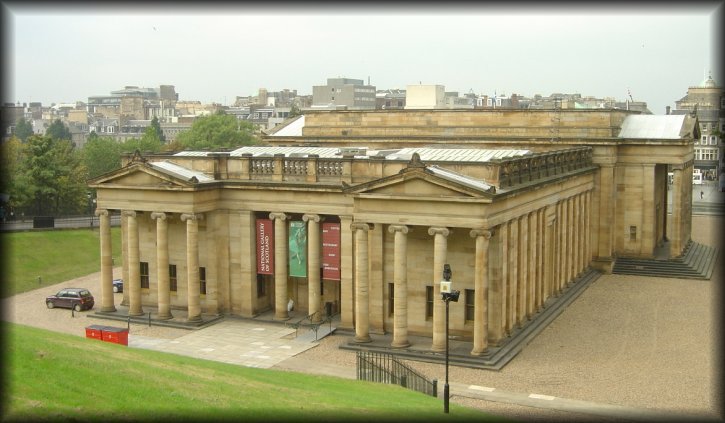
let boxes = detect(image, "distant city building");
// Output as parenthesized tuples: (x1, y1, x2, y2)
(376, 89, 406, 110)
(405, 84, 445, 109)
(312, 78, 376, 110)
(670, 73, 724, 180)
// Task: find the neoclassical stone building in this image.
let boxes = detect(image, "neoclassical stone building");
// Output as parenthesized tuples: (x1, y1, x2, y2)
(89, 109, 697, 354)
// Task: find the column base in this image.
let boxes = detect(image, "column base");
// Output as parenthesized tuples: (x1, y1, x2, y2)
(274, 314, 290, 321)
(100, 306, 117, 313)
(186, 315, 202, 323)
(391, 341, 410, 348)
(128, 310, 144, 317)
(470, 348, 488, 356)
(430, 344, 446, 353)
(157, 313, 173, 320)
(354, 335, 372, 343)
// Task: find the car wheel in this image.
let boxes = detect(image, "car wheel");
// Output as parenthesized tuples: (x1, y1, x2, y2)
(74, 304, 82, 312)
(113, 286, 119, 293)
(46, 301, 54, 309)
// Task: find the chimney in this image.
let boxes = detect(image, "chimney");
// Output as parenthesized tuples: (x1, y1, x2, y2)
(666, 106, 671, 115)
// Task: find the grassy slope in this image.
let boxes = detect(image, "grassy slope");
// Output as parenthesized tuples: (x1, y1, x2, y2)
(2, 323, 502, 422)
(2, 228, 122, 298)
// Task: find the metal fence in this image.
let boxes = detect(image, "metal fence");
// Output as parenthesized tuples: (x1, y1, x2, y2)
(0, 214, 121, 232)
(356, 351, 437, 397)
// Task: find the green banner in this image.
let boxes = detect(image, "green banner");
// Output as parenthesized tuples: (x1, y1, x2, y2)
(288, 221, 307, 277)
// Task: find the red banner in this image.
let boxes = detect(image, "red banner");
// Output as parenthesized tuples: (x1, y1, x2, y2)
(321, 222, 341, 281)
(256, 219, 273, 275)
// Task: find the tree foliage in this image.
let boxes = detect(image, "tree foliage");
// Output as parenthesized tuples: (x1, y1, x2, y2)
(150, 116, 166, 143)
(45, 119, 72, 141)
(12, 135, 88, 216)
(288, 102, 302, 119)
(121, 126, 164, 154)
(14, 118, 34, 142)
(83, 132, 122, 179)
(175, 111, 257, 150)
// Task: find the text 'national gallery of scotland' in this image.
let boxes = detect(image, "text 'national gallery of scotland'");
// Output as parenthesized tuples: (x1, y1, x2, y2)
(89, 109, 698, 361)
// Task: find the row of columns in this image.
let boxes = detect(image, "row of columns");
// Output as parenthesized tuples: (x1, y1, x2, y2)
(351, 223, 492, 355)
(96, 209, 205, 323)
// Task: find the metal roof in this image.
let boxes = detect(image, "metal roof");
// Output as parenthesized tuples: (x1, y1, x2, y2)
(384, 148, 530, 162)
(149, 161, 214, 183)
(618, 115, 687, 139)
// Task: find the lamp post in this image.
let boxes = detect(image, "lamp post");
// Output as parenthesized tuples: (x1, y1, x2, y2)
(440, 263, 459, 414)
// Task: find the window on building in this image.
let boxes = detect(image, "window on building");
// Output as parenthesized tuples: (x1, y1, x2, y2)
(169, 265, 177, 291)
(425, 286, 434, 320)
(140, 262, 149, 289)
(465, 289, 475, 321)
(711, 136, 718, 145)
(388, 283, 394, 316)
(200, 267, 207, 295)
(702, 135, 707, 142)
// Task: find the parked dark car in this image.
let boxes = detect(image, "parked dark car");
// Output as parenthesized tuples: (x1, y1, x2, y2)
(112, 279, 123, 293)
(46, 288, 95, 312)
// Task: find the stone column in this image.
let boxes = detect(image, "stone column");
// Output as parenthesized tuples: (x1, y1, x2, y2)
(563, 199, 571, 286)
(269, 212, 289, 320)
(517, 215, 527, 327)
(428, 226, 450, 352)
(585, 191, 592, 270)
(124, 210, 143, 316)
(498, 221, 509, 339)
(579, 194, 586, 273)
(508, 217, 519, 331)
(352, 222, 372, 343)
(339, 215, 354, 330)
(303, 214, 322, 322)
(556, 201, 564, 295)
(389, 225, 410, 348)
(181, 213, 203, 322)
(488, 224, 504, 345)
(594, 164, 616, 272)
(527, 211, 537, 318)
(670, 165, 683, 257)
(96, 209, 115, 312)
(151, 212, 172, 320)
(470, 229, 492, 356)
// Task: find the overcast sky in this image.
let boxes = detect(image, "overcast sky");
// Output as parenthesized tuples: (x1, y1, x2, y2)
(2, 2, 722, 115)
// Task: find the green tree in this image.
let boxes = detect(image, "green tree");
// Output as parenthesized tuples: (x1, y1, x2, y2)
(288, 102, 302, 119)
(45, 119, 72, 141)
(150, 116, 166, 143)
(14, 135, 88, 216)
(1, 137, 24, 211)
(175, 111, 257, 150)
(83, 132, 122, 179)
(121, 126, 164, 154)
(14, 118, 34, 142)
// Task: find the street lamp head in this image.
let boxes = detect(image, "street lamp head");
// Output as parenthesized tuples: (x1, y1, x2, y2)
(442, 290, 460, 303)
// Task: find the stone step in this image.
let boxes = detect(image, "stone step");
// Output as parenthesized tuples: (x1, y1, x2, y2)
(612, 242, 718, 280)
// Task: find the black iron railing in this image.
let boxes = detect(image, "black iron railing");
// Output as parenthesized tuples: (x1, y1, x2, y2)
(356, 351, 437, 397)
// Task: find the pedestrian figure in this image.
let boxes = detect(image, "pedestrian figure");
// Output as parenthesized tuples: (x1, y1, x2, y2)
(700, 190, 704, 199)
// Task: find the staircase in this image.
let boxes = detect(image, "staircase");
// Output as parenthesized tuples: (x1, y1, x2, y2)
(612, 241, 719, 280)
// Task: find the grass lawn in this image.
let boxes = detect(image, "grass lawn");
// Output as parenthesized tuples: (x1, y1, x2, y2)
(1, 228, 122, 298)
(3, 323, 504, 422)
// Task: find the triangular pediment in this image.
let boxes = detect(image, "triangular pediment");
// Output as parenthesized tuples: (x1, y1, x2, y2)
(344, 166, 495, 199)
(88, 162, 195, 189)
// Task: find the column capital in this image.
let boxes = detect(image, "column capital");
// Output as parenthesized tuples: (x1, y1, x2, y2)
(302, 213, 321, 223)
(351, 222, 373, 232)
(269, 212, 287, 221)
(94, 208, 109, 217)
(427, 226, 450, 237)
(470, 228, 493, 239)
(121, 210, 137, 218)
(388, 224, 409, 234)
(180, 213, 203, 222)
(150, 212, 167, 221)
